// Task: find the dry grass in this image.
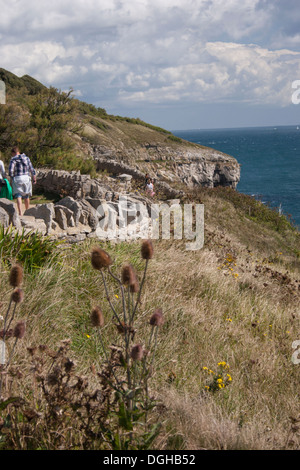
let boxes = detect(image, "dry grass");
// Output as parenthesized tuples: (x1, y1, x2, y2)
(0, 189, 299, 450)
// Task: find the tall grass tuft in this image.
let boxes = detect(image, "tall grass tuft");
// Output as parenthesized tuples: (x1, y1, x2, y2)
(0, 225, 61, 272)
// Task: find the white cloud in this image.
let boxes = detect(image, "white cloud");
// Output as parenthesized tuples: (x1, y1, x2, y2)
(117, 42, 300, 107)
(0, 0, 300, 127)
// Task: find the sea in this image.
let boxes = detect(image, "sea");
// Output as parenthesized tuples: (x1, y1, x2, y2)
(172, 125, 300, 229)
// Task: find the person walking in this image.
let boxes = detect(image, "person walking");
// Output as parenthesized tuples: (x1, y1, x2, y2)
(0, 156, 13, 200)
(145, 178, 155, 197)
(9, 146, 36, 215)
(0, 157, 5, 180)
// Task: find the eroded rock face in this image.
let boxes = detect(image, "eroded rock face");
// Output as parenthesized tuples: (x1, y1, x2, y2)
(92, 143, 241, 189)
(0, 138, 240, 243)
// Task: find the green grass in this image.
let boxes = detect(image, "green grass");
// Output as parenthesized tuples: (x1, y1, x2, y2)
(0, 225, 62, 272)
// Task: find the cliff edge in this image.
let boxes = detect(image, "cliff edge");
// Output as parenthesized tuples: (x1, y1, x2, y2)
(0, 68, 240, 189)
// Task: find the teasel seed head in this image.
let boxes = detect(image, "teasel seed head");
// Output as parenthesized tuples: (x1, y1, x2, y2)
(13, 321, 26, 339)
(130, 344, 144, 361)
(122, 264, 139, 292)
(91, 247, 112, 270)
(130, 279, 139, 293)
(9, 264, 23, 288)
(121, 264, 135, 285)
(91, 306, 105, 328)
(11, 288, 24, 304)
(150, 308, 164, 327)
(141, 240, 153, 260)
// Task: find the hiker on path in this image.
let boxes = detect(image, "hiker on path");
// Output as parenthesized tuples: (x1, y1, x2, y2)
(0, 156, 13, 200)
(145, 178, 155, 197)
(9, 146, 36, 215)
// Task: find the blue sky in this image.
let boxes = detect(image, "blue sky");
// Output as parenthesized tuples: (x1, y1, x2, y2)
(1, 0, 300, 130)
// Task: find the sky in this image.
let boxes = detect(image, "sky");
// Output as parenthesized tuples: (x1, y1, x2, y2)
(1, 0, 300, 130)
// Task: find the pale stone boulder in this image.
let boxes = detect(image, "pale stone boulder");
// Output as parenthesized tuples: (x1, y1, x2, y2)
(24, 203, 54, 233)
(0, 199, 21, 229)
(54, 205, 75, 230)
(0, 206, 9, 227)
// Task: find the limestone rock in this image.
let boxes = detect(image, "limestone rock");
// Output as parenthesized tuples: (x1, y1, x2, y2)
(77, 199, 100, 230)
(24, 203, 54, 233)
(0, 199, 21, 229)
(56, 197, 82, 226)
(0, 206, 9, 227)
(54, 205, 75, 230)
(19, 215, 47, 235)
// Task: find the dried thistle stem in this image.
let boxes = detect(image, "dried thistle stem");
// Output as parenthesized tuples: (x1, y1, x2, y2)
(100, 270, 122, 327)
(108, 266, 128, 325)
(131, 259, 149, 325)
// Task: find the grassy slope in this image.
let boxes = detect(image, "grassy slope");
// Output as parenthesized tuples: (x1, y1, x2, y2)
(0, 68, 228, 171)
(1, 186, 299, 450)
(0, 69, 299, 450)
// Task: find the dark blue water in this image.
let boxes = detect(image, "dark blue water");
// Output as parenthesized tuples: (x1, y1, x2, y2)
(173, 126, 300, 229)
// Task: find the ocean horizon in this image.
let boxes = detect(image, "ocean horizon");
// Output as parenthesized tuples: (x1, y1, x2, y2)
(173, 125, 300, 229)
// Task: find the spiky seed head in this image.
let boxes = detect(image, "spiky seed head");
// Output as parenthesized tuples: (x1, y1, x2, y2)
(130, 344, 144, 361)
(91, 247, 112, 270)
(91, 306, 105, 327)
(141, 240, 153, 260)
(150, 308, 164, 326)
(9, 264, 23, 287)
(121, 264, 135, 285)
(130, 279, 139, 293)
(13, 321, 26, 339)
(11, 288, 24, 304)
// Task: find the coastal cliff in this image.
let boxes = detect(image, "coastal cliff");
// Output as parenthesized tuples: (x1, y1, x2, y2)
(90, 142, 240, 189)
(0, 67, 240, 189)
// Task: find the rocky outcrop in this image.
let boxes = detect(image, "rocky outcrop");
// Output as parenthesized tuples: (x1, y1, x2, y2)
(0, 193, 159, 244)
(0, 199, 21, 229)
(35, 169, 108, 200)
(92, 143, 240, 189)
(0, 139, 239, 243)
(35, 168, 184, 202)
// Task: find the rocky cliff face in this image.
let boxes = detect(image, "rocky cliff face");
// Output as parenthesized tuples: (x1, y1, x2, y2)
(0, 68, 240, 190)
(90, 142, 240, 189)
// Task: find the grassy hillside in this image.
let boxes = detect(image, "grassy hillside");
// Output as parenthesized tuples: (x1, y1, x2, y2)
(0, 68, 200, 176)
(0, 68, 299, 451)
(0, 183, 299, 450)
